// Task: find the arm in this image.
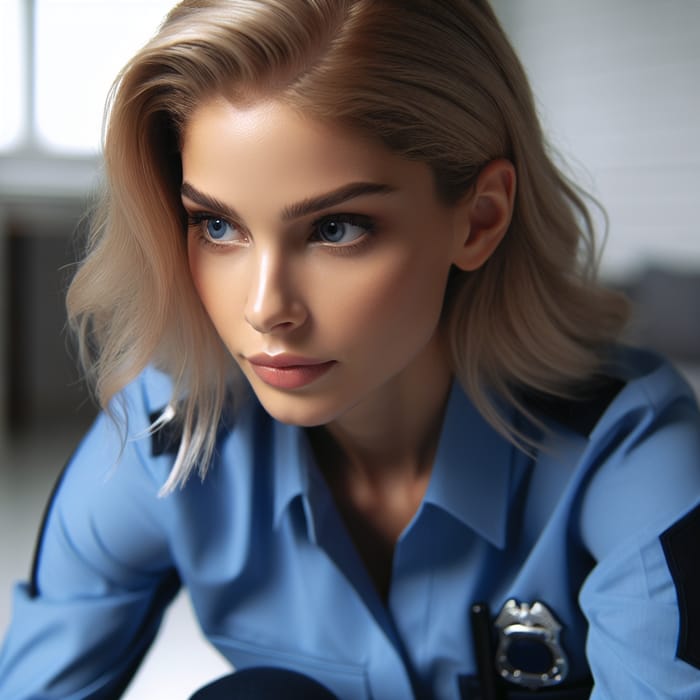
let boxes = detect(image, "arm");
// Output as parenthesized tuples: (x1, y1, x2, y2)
(0, 373, 179, 699)
(579, 382, 700, 698)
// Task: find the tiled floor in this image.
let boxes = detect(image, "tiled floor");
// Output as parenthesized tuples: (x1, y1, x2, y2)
(0, 428, 230, 699)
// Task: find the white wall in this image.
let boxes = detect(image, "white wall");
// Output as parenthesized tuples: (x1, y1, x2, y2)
(0, 210, 7, 446)
(491, 0, 700, 279)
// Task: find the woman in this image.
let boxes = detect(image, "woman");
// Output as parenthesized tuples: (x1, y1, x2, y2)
(1, 1, 699, 698)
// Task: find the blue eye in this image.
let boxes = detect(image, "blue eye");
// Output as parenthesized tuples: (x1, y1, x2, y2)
(206, 217, 235, 240)
(314, 215, 372, 245)
(187, 213, 243, 246)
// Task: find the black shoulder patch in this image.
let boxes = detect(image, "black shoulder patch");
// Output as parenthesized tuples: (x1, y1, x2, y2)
(661, 502, 700, 670)
(149, 409, 182, 457)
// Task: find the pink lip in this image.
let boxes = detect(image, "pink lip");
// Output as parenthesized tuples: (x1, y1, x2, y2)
(246, 354, 337, 389)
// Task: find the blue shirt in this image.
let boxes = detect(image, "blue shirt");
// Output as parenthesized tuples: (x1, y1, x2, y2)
(1, 347, 700, 699)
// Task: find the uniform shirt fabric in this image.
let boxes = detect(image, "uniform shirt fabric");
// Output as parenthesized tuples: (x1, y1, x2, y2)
(1, 347, 700, 699)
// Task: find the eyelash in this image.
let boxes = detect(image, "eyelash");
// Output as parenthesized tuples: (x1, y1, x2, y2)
(186, 212, 243, 250)
(311, 213, 375, 255)
(186, 211, 376, 255)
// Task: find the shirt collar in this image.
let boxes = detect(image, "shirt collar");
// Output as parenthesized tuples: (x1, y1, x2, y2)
(272, 417, 313, 530)
(270, 380, 516, 549)
(423, 381, 515, 549)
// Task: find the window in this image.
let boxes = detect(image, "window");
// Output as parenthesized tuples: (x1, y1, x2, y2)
(2, 0, 173, 155)
(0, 0, 25, 151)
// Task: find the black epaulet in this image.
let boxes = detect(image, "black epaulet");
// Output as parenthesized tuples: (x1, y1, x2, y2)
(523, 376, 626, 437)
(149, 408, 183, 457)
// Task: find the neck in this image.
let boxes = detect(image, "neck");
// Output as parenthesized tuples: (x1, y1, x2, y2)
(306, 339, 453, 600)
(309, 339, 453, 484)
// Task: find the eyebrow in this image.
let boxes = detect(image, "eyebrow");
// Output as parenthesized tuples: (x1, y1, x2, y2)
(180, 180, 396, 222)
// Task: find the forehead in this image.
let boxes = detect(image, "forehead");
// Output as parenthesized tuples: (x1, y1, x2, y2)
(180, 98, 427, 200)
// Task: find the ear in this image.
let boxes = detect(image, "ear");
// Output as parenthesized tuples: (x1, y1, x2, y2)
(451, 159, 516, 272)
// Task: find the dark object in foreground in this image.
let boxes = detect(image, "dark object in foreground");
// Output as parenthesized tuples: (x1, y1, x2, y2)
(189, 667, 340, 699)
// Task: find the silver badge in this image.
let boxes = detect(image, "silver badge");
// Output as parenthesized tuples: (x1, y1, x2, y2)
(494, 599, 569, 689)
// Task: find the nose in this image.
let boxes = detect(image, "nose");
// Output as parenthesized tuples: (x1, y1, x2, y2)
(244, 248, 307, 334)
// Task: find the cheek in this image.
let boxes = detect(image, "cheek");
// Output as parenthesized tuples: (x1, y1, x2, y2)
(382, 271, 448, 344)
(322, 251, 449, 347)
(187, 243, 239, 330)
(187, 236, 206, 294)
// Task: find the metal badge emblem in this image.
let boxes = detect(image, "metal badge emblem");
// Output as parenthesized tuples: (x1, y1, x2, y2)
(494, 599, 569, 689)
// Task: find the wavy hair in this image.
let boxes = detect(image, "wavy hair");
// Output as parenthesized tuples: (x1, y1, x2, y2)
(67, 0, 629, 491)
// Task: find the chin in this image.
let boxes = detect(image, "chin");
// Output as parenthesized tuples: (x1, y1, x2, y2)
(260, 404, 337, 428)
(253, 391, 343, 428)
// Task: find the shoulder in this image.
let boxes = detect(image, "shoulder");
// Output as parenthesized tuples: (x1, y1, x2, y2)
(64, 365, 183, 486)
(116, 364, 177, 434)
(590, 345, 700, 467)
(595, 345, 697, 428)
(579, 346, 700, 559)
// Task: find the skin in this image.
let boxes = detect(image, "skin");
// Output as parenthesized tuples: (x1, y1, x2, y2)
(182, 98, 515, 598)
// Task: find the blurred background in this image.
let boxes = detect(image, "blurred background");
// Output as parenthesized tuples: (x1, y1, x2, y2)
(0, 0, 699, 697)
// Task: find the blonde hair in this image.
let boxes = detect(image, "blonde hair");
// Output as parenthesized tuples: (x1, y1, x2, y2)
(67, 0, 628, 490)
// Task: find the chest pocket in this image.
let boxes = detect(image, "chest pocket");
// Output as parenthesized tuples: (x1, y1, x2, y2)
(210, 634, 369, 700)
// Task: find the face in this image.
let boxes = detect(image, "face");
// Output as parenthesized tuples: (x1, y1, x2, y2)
(182, 98, 467, 429)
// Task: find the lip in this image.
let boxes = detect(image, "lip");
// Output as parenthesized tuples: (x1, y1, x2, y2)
(246, 354, 337, 389)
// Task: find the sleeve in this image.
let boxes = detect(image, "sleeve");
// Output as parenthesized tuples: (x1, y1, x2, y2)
(0, 372, 180, 700)
(578, 374, 700, 699)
